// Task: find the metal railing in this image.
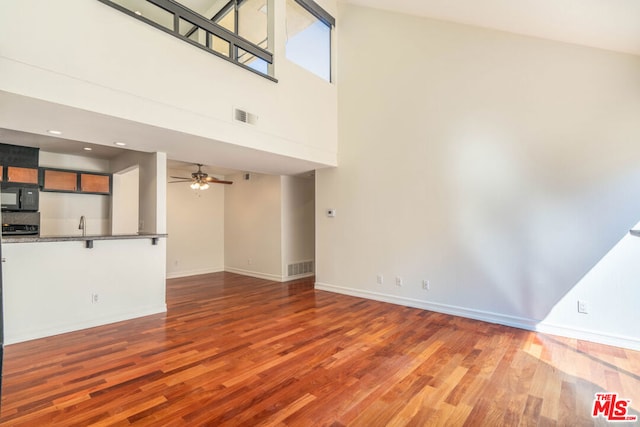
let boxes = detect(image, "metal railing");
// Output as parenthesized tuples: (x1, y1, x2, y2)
(97, 0, 275, 81)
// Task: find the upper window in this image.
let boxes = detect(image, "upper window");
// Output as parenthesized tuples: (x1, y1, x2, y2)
(285, 0, 334, 82)
(101, 0, 273, 79)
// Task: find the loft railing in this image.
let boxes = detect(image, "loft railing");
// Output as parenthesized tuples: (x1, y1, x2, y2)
(97, 0, 275, 81)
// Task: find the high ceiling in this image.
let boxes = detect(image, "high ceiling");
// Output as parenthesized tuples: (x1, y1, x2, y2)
(344, 0, 640, 56)
(2, 0, 638, 177)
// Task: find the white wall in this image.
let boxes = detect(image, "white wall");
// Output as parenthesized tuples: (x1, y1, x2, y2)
(3, 238, 167, 344)
(111, 151, 167, 234)
(282, 175, 315, 278)
(111, 166, 140, 234)
(225, 173, 283, 280)
(38, 151, 111, 236)
(0, 0, 338, 168)
(166, 168, 225, 278)
(316, 4, 640, 350)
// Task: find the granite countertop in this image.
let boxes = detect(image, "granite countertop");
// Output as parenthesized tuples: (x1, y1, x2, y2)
(2, 232, 167, 244)
(630, 230, 640, 237)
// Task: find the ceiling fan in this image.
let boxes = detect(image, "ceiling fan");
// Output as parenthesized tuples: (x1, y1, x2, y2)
(169, 164, 233, 190)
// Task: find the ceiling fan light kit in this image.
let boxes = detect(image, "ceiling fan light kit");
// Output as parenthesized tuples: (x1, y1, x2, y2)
(169, 164, 233, 190)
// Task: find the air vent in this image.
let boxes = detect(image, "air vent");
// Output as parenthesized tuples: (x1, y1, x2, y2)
(234, 108, 258, 125)
(287, 260, 314, 277)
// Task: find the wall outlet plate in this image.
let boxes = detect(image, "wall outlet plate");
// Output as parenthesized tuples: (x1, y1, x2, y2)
(578, 300, 589, 314)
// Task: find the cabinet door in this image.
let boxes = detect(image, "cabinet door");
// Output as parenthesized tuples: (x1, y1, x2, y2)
(6, 166, 38, 184)
(80, 173, 110, 194)
(43, 169, 78, 191)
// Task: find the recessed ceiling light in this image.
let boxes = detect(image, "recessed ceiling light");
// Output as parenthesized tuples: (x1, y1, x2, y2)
(114, 142, 127, 146)
(83, 147, 93, 151)
(47, 130, 62, 135)
(134, 10, 142, 16)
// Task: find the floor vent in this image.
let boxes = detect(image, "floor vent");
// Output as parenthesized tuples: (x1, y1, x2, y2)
(287, 260, 314, 277)
(234, 108, 258, 125)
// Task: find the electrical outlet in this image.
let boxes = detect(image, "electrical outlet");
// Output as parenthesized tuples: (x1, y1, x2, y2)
(577, 300, 589, 314)
(395, 276, 403, 287)
(376, 274, 384, 285)
(247, 258, 253, 265)
(91, 293, 99, 304)
(422, 280, 430, 290)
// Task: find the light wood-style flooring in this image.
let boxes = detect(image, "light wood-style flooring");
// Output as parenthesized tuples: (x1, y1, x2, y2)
(1, 272, 638, 426)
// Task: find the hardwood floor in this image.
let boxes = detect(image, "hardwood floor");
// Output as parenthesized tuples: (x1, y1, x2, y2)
(1, 272, 638, 426)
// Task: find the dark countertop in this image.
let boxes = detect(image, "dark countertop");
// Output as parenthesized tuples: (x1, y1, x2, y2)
(631, 230, 640, 237)
(2, 232, 167, 244)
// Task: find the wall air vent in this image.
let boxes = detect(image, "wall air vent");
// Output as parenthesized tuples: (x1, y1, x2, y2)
(234, 108, 258, 125)
(287, 260, 314, 277)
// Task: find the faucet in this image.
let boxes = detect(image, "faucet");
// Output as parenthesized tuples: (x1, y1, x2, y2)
(79, 215, 86, 237)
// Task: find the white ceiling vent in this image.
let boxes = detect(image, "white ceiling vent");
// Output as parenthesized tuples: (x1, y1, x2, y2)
(234, 108, 258, 125)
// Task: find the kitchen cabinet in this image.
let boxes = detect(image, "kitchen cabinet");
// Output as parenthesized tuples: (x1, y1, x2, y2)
(0, 144, 39, 168)
(80, 173, 110, 194)
(42, 169, 77, 191)
(6, 167, 38, 185)
(39, 168, 111, 195)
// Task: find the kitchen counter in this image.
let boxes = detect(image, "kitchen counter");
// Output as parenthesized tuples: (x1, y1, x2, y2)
(2, 233, 167, 344)
(2, 232, 167, 244)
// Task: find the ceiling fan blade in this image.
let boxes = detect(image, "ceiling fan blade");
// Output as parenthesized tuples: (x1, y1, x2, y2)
(169, 176, 190, 179)
(205, 177, 233, 184)
(169, 180, 191, 183)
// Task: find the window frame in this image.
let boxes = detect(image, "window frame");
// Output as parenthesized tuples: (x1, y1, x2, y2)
(286, 0, 335, 82)
(98, 0, 276, 81)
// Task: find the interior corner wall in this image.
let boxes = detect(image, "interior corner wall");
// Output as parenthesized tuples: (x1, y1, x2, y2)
(224, 173, 283, 280)
(166, 168, 225, 278)
(111, 166, 140, 235)
(281, 175, 315, 279)
(111, 151, 167, 234)
(315, 4, 640, 349)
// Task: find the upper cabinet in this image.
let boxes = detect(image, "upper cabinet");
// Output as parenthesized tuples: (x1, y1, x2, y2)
(7, 166, 39, 184)
(42, 169, 78, 192)
(80, 173, 110, 193)
(0, 143, 111, 195)
(41, 168, 111, 195)
(0, 143, 39, 185)
(0, 143, 39, 168)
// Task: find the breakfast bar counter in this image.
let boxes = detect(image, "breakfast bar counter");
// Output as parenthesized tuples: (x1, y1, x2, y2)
(2, 232, 166, 244)
(1, 234, 167, 345)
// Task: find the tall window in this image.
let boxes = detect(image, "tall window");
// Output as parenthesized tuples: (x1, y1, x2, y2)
(285, 0, 334, 82)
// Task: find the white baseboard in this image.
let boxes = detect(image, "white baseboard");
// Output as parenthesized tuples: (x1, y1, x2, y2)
(282, 272, 315, 282)
(224, 268, 313, 282)
(5, 305, 167, 345)
(534, 323, 640, 351)
(315, 282, 640, 351)
(224, 267, 283, 282)
(166, 267, 224, 279)
(314, 282, 538, 329)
